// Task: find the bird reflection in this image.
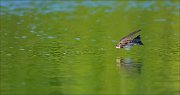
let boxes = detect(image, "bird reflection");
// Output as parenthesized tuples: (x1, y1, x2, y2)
(116, 57, 142, 74)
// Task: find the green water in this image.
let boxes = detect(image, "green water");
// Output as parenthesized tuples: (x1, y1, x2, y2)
(0, 1, 179, 95)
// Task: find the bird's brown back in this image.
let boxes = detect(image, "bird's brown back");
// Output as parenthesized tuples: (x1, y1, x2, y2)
(118, 29, 141, 45)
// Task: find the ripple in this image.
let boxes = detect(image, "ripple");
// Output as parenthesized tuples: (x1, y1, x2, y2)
(36, 34, 41, 37)
(154, 18, 167, 22)
(112, 40, 117, 43)
(47, 36, 56, 39)
(6, 53, 12, 56)
(75, 37, 80, 40)
(17, 22, 21, 24)
(19, 48, 25, 51)
(30, 30, 35, 33)
(9, 47, 13, 48)
(21, 36, 27, 39)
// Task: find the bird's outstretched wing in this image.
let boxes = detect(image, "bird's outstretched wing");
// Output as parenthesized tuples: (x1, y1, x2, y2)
(118, 29, 141, 44)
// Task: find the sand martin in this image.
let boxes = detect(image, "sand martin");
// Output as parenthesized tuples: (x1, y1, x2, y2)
(116, 29, 143, 50)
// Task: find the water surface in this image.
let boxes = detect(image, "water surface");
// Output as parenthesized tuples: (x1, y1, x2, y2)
(0, 1, 179, 95)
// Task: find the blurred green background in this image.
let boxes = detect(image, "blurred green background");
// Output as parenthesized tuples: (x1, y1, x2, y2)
(0, 0, 179, 95)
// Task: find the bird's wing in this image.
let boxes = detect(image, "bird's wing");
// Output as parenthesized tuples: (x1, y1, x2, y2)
(119, 29, 141, 44)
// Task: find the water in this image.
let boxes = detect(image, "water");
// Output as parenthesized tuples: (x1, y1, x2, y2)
(0, 1, 179, 95)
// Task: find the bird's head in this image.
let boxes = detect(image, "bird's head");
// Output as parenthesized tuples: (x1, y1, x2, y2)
(116, 44, 123, 48)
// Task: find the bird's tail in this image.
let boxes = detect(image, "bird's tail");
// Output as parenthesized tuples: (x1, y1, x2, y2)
(131, 35, 143, 45)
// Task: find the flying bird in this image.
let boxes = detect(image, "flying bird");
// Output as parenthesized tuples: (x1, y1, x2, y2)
(116, 29, 143, 50)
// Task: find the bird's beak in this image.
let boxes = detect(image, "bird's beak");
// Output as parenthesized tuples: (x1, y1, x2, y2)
(116, 45, 121, 48)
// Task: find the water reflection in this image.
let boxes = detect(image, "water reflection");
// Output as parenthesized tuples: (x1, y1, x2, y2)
(49, 77, 62, 86)
(116, 57, 142, 75)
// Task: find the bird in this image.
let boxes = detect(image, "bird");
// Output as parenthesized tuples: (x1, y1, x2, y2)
(116, 29, 143, 50)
